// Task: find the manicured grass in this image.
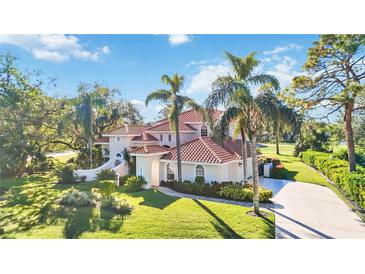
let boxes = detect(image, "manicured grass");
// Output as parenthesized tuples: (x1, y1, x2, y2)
(0, 174, 275, 239)
(50, 152, 77, 163)
(260, 143, 328, 185)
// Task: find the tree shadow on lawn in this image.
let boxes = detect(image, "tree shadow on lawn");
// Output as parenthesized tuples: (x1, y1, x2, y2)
(61, 206, 126, 239)
(126, 189, 180, 210)
(193, 199, 243, 239)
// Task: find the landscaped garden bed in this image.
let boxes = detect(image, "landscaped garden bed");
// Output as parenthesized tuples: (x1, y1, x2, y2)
(160, 180, 273, 203)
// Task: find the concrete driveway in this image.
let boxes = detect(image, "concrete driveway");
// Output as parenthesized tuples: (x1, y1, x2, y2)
(261, 178, 365, 239)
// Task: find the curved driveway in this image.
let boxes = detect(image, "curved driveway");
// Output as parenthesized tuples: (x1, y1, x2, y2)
(261, 178, 365, 239)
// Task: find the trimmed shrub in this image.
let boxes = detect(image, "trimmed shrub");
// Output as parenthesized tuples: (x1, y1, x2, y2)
(119, 175, 131, 186)
(59, 189, 94, 206)
(95, 180, 116, 197)
(125, 176, 147, 192)
(301, 149, 365, 209)
(195, 176, 205, 184)
(218, 184, 272, 202)
(56, 164, 77, 184)
(160, 180, 272, 202)
(96, 169, 116, 182)
(101, 195, 133, 215)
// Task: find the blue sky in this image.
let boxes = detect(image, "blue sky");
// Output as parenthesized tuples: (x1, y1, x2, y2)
(0, 34, 319, 121)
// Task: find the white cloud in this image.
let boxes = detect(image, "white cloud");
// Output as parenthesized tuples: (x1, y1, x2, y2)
(263, 43, 302, 55)
(0, 34, 110, 62)
(168, 34, 192, 46)
(130, 99, 145, 109)
(185, 62, 232, 95)
(267, 55, 300, 89)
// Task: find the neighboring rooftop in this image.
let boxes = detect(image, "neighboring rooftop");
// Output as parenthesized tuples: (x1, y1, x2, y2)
(103, 124, 150, 136)
(130, 144, 170, 155)
(161, 136, 237, 164)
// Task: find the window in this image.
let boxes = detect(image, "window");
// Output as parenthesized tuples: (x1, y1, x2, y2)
(166, 164, 175, 181)
(138, 166, 143, 177)
(116, 153, 122, 157)
(160, 134, 163, 141)
(201, 126, 208, 137)
(116, 137, 121, 142)
(168, 134, 171, 142)
(195, 165, 205, 177)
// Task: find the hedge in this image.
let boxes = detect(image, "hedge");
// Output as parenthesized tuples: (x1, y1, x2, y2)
(300, 150, 365, 209)
(160, 180, 272, 203)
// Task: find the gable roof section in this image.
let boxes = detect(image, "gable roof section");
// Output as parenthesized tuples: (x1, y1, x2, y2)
(103, 124, 149, 136)
(161, 137, 237, 164)
(130, 144, 170, 155)
(131, 133, 158, 142)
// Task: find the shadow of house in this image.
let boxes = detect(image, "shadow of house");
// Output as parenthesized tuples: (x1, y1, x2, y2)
(193, 199, 243, 239)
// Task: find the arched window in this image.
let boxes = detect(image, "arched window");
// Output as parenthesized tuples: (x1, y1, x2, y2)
(166, 164, 175, 181)
(195, 165, 205, 178)
(163, 145, 170, 148)
(201, 125, 208, 137)
(160, 134, 163, 141)
(168, 134, 171, 142)
(116, 153, 122, 157)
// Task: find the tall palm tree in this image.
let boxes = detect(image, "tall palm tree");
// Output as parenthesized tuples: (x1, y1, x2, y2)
(145, 73, 200, 183)
(255, 84, 301, 155)
(75, 85, 106, 168)
(205, 52, 279, 186)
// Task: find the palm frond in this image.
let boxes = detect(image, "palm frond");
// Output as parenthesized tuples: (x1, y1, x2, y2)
(145, 89, 170, 106)
(249, 74, 280, 91)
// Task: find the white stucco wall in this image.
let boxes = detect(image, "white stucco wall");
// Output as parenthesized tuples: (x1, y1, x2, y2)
(108, 136, 134, 158)
(135, 154, 164, 188)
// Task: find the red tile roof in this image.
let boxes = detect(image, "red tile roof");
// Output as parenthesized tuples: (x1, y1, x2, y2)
(131, 133, 159, 142)
(130, 144, 170, 155)
(103, 124, 149, 135)
(162, 137, 237, 164)
(223, 136, 251, 159)
(155, 109, 223, 125)
(94, 137, 109, 143)
(146, 120, 197, 132)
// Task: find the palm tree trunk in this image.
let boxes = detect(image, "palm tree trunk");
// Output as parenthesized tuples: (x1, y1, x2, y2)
(240, 128, 248, 185)
(344, 103, 356, 172)
(251, 131, 260, 215)
(275, 131, 280, 155)
(89, 137, 93, 169)
(175, 117, 182, 183)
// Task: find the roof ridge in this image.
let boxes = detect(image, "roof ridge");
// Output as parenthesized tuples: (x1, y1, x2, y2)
(199, 137, 222, 163)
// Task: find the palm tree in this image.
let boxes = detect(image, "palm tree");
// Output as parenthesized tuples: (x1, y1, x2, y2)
(75, 85, 106, 168)
(255, 84, 301, 155)
(145, 73, 201, 183)
(205, 52, 279, 186)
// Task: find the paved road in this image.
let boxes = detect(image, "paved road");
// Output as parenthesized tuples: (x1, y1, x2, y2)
(261, 178, 365, 239)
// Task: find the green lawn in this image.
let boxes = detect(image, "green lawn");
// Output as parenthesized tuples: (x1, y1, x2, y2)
(260, 143, 328, 185)
(0, 174, 275, 239)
